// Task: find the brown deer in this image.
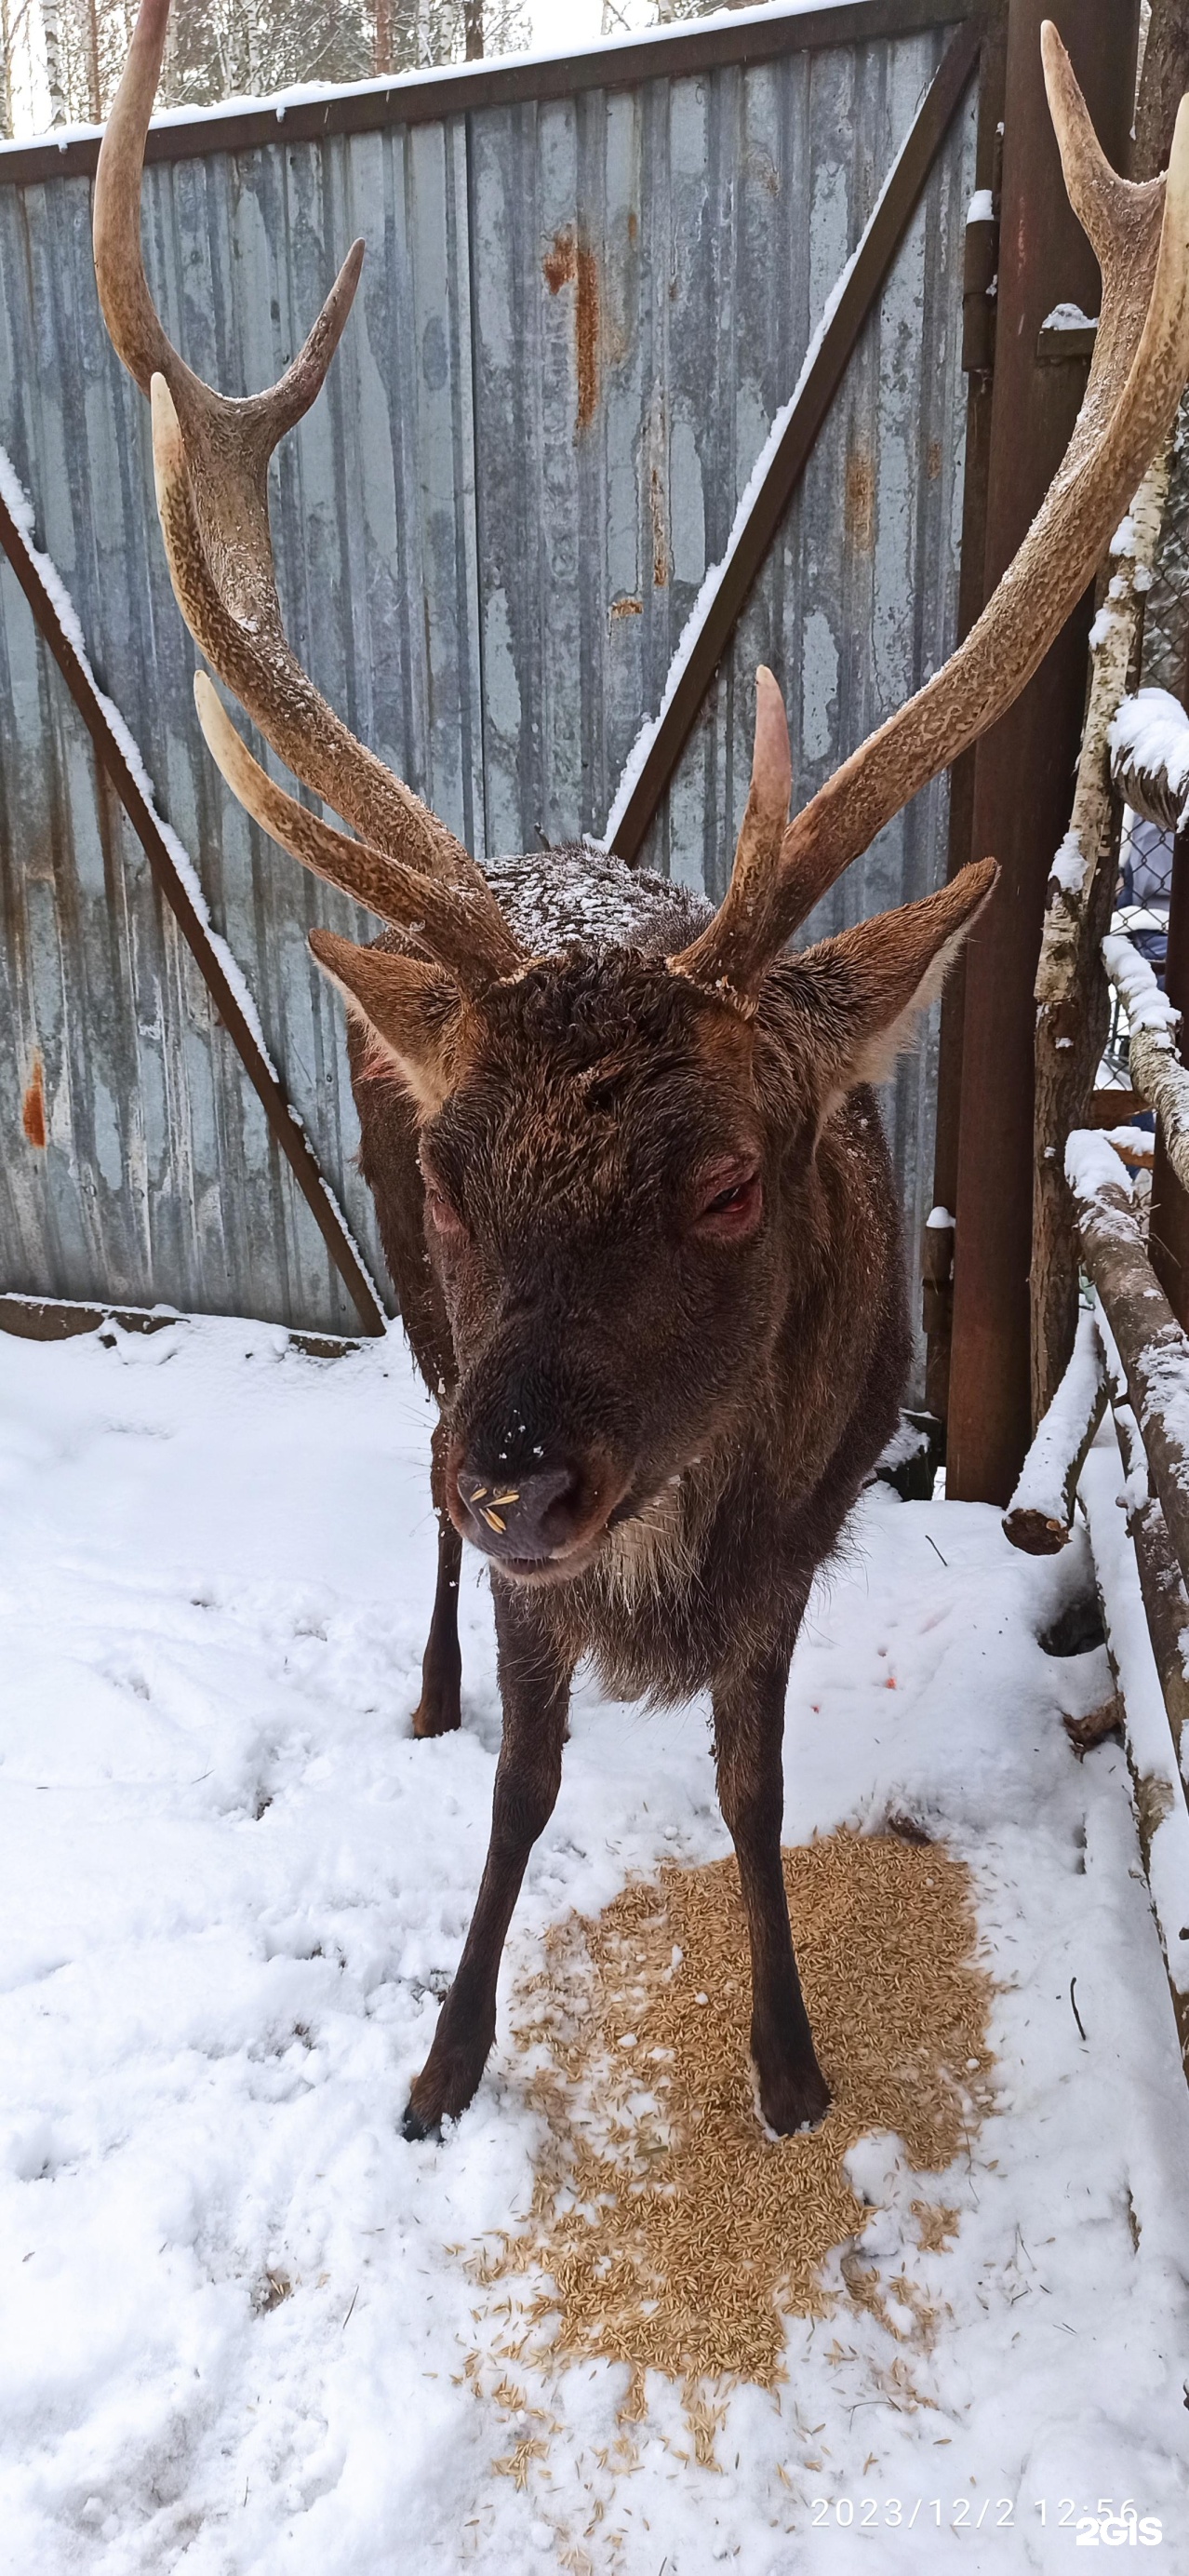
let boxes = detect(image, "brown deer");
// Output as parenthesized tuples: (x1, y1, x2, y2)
(94, 2, 1189, 2139)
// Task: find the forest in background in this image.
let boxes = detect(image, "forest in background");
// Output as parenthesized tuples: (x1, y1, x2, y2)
(0, 0, 726, 141)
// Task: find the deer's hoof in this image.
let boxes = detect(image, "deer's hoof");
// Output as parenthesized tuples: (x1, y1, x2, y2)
(410, 1690, 462, 1739)
(756, 2058, 832, 2139)
(401, 2026, 493, 2140)
(401, 2096, 441, 2142)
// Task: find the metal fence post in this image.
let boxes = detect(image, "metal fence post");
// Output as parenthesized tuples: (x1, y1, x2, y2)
(945, 0, 1142, 1506)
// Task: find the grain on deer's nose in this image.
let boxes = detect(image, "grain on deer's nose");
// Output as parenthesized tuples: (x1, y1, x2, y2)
(457, 1461, 581, 1558)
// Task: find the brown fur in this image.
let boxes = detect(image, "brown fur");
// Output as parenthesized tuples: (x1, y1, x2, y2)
(337, 848, 982, 2142)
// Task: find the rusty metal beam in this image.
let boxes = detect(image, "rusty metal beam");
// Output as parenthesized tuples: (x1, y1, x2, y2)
(608, 13, 982, 867)
(0, 486, 388, 1337)
(925, 1, 1005, 1427)
(945, 0, 1142, 1508)
(0, 0, 981, 190)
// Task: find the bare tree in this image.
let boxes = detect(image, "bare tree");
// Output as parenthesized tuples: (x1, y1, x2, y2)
(1134, 0, 1189, 180)
(40, 0, 65, 121)
(30, 0, 527, 129)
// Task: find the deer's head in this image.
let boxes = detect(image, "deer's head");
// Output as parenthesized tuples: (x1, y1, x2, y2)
(94, 2, 1189, 1576)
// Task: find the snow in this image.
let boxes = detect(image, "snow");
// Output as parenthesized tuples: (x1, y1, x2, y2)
(925, 1206, 955, 1230)
(1102, 931, 1182, 1042)
(1, 1315, 1188, 2569)
(966, 188, 995, 226)
(872, 1415, 928, 1471)
(1104, 1125, 1156, 1161)
(1049, 829, 1086, 897)
(1080, 1420, 1189, 1994)
(1039, 302, 1097, 335)
(1066, 1124, 1135, 1206)
(486, 845, 701, 954)
(1109, 687, 1189, 829)
(1005, 1307, 1102, 1531)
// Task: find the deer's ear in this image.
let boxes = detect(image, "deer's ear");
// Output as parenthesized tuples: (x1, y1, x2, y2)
(309, 928, 468, 1118)
(799, 859, 997, 1124)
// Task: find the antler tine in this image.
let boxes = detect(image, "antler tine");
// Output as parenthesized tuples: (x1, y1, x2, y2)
(95, 0, 485, 901)
(672, 26, 1189, 1000)
(194, 675, 526, 994)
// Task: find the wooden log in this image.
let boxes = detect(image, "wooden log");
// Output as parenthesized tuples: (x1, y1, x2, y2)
(1089, 1087, 1145, 1123)
(1101, 930, 1189, 1192)
(1148, 828, 1189, 1327)
(1104, 1126, 1156, 1171)
(1003, 1307, 1107, 1552)
(1066, 1128, 1189, 1596)
(1109, 683, 1189, 832)
(1079, 1422, 1189, 2080)
(1031, 456, 1169, 1428)
(1095, 1307, 1189, 1782)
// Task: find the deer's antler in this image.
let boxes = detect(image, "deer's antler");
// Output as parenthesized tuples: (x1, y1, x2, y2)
(671, 23, 1189, 1000)
(94, 0, 516, 962)
(194, 673, 524, 992)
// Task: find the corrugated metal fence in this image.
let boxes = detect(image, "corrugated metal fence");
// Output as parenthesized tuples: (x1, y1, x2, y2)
(0, 0, 977, 1339)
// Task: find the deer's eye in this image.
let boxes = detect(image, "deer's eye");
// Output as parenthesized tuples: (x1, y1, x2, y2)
(425, 1186, 468, 1242)
(694, 1166, 763, 1239)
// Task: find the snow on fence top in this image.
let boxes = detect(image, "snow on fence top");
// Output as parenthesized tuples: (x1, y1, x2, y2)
(0, 0, 877, 164)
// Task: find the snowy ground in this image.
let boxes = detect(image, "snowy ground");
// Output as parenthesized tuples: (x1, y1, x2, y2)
(1, 1314, 1187, 2574)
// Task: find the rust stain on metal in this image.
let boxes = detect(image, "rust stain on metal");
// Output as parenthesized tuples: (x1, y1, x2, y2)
(650, 462, 670, 588)
(648, 393, 670, 589)
(21, 1048, 46, 1149)
(542, 230, 574, 296)
(927, 437, 942, 480)
(544, 227, 602, 430)
(845, 447, 875, 552)
(610, 595, 643, 619)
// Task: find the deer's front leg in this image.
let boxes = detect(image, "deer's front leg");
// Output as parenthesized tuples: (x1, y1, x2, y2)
(713, 1644, 831, 2137)
(402, 1590, 573, 2140)
(411, 1422, 463, 1737)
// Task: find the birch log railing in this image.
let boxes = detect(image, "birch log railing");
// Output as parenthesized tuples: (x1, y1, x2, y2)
(1006, 1133, 1189, 2075)
(1031, 466, 1170, 1424)
(1009, 654, 1189, 2083)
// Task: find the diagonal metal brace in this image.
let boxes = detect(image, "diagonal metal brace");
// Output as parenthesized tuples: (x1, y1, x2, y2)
(0, 480, 387, 1336)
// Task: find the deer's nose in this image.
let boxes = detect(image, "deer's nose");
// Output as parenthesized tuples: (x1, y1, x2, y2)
(455, 1460, 582, 1562)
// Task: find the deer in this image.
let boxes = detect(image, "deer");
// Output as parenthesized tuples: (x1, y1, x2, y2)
(93, 0, 1189, 2140)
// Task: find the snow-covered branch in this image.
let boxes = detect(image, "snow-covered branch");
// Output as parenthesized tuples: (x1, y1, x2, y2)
(1109, 683, 1189, 833)
(1031, 454, 1169, 1423)
(1066, 1127, 1189, 1600)
(1101, 928, 1189, 1193)
(1003, 1306, 1105, 1554)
